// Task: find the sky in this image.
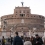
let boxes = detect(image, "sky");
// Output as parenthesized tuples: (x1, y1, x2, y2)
(0, 0, 45, 17)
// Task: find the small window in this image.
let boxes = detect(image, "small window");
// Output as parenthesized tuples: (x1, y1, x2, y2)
(26, 18, 27, 19)
(15, 16, 16, 17)
(28, 16, 29, 17)
(42, 17, 44, 18)
(20, 14, 25, 17)
(34, 16, 35, 17)
(21, 14, 23, 17)
(24, 14, 25, 16)
(16, 11, 17, 13)
(39, 16, 41, 18)
(20, 11, 21, 13)
(27, 14, 29, 15)
(24, 11, 25, 13)
(27, 11, 29, 13)
(1, 18, 2, 19)
(31, 16, 32, 17)
(7, 16, 8, 17)
(16, 14, 17, 15)
(12, 16, 13, 17)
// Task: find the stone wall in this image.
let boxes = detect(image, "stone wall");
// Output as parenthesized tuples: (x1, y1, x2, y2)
(1, 6, 44, 37)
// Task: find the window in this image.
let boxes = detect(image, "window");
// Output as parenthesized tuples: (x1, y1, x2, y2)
(24, 14, 25, 16)
(15, 16, 16, 17)
(39, 16, 41, 18)
(34, 16, 35, 17)
(27, 14, 29, 15)
(24, 11, 25, 13)
(20, 11, 21, 13)
(16, 14, 17, 15)
(28, 16, 29, 17)
(20, 14, 23, 17)
(7, 16, 8, 17)
(42, 17, 44, 18)
(31, 16, 32, 17)
(22, 28, 23, 29)
(27, 11, 29, 13)
(12, 16, 13, 17)
(16, 11, 17, 13)
(20, 14, 25, 17)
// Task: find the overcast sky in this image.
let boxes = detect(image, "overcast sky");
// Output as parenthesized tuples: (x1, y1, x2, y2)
(0, 0, 45, 17)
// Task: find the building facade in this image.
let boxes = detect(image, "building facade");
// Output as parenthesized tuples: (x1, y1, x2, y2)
(1, 5, 44, 38)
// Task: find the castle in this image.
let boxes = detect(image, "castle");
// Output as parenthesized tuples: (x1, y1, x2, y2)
(1, 2, 44, 38)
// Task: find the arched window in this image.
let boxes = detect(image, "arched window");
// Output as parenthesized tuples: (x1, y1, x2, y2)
(20, 14, 25, 17)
